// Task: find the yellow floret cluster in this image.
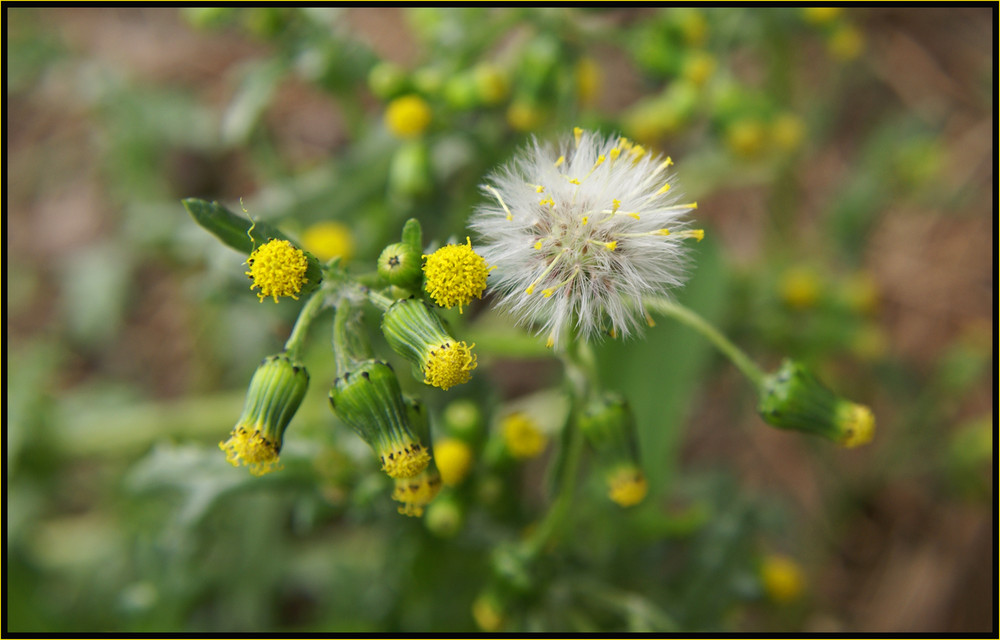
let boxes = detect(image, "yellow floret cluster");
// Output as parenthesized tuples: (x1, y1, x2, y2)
(219, 426, 282, 476)
(423, 237, 492, 313)
(246, 239, 309, 303)
(434, 438, 474, 486)
(379, 442, 432, 479)
(391, 469, 442, 517)
(501, 412, 547, 459)
(837, 402, 875, 448)
(423, 341, 477, 390)
(606, 467, 648, 507)
(760, 554, 805, 603)
(301, 221, 354, 262)
(385, 94, 432, 139)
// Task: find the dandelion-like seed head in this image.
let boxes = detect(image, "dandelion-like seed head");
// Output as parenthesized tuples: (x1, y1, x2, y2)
(423, 237, 492, 313)
(246, 239, 309, 303)
(471, 128, 702, 348)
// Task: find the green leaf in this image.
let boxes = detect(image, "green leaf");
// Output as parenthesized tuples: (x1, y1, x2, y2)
(183, 198, 292, 255)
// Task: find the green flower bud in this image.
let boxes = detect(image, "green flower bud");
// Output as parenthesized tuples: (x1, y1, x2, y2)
(378, 242, 423, 289)
(388, 140, 432, 198)
(424, 491, 464, 537)
(381, 298, 477, 390)
(580, 394, 648, 507)
(757, 359, 875, 448)
(220, 353, 309, 476)
(368, 61, 408, 100)
(443, 72, 480, 111)
(442, 398, 483, 441)
(329, 360, 430, 478)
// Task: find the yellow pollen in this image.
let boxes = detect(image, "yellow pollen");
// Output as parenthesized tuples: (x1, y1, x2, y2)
(581, 216, 589, 226)
(676, 229, 704, 242)
(525, 248, 567, 296)
(502, 413, 548, 459)
(219, 426, 282, 476)
(487, 185, 514, 221)
(423, 238, 492, 313)
(611, 199, 621, 212)
(246, 239, 309, 303)
(657, 229, 671, 236)
(567, 177, 581, 185)
(535, 185, 545, 193)
(607, 468, 648, 507)
(545, 334, 555, 349)
(533, 240, 543, 250)
(526, 285, 535, 295)
(609, 148, 621, 161)
(541, 288, 555, 298)
(657, 182, 672, 195)
(380, 443, 431, 478)
(554, 155, 565, 168)
(539, 196, 555, 207)
(604, 240, 617, 251)
(573, 126, 583, 147)
(423, 340, 477, 390)
(629, 145, 646, 162)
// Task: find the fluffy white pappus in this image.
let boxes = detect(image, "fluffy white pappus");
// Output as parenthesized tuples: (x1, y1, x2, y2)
(470, 129, 703, 348)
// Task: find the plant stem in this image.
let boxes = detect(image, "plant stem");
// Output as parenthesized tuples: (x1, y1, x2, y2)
(283, 291, 327, 360)
(523, 340, 595, 558)
(645, 296, 765, 387)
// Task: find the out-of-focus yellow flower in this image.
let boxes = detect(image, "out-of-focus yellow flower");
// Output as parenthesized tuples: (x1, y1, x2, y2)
(840, 270, 880, 315)
(472, 592, 504, 631)
(502, 412, 547, 459)
(506, 100, 545, 132)
(474, 63, 509, 105)
(771, 112, 806, 153)
(760, 554, 806, 603)
(301, 221, 354, 263)
(434, 437, 474, 486)
(682, 51, 716, 87)
(679, 9, 708, 46)
(780, 266, 822, 310)
(802, 7, 843, 24)
(828, 25, 864, 61)
(575, 57, 602, 106)
(725, 118, 767, 159)
(385, 94, 432, 139)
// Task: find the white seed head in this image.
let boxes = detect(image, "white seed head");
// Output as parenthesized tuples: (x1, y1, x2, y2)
(470, 129, 702, 348)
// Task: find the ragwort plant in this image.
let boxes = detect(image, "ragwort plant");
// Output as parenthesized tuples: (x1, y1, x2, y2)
(186, 128, 873, 630)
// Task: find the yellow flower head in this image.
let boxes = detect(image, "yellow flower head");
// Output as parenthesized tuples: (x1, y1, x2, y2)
(802, 6, 842, 24)
(424, 341, 477, 390)
(607, 466, 649, 507)
(828, 24, 864, 61)
(434, 437, 474, 486)
(506, 100, 545, 132)
(836, 402, 875, 448)
(780, 266, 821, 310)
(423, 237, 492, 313)
(392, 466, 442, 517)
(385, 94, 432, 139)
(760, 554, 805, 603)
(574, 56, 602, 106)
(246, 239, 309, 303)
(220, 354, 309, 476)
(220, 426, 282, 476)
(502, 412, 547, 459)
(726, 118, 767, 159)
(472, 592, 505, 632)
(771, 112, 805, 153)
(301, 221, 354, 263)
